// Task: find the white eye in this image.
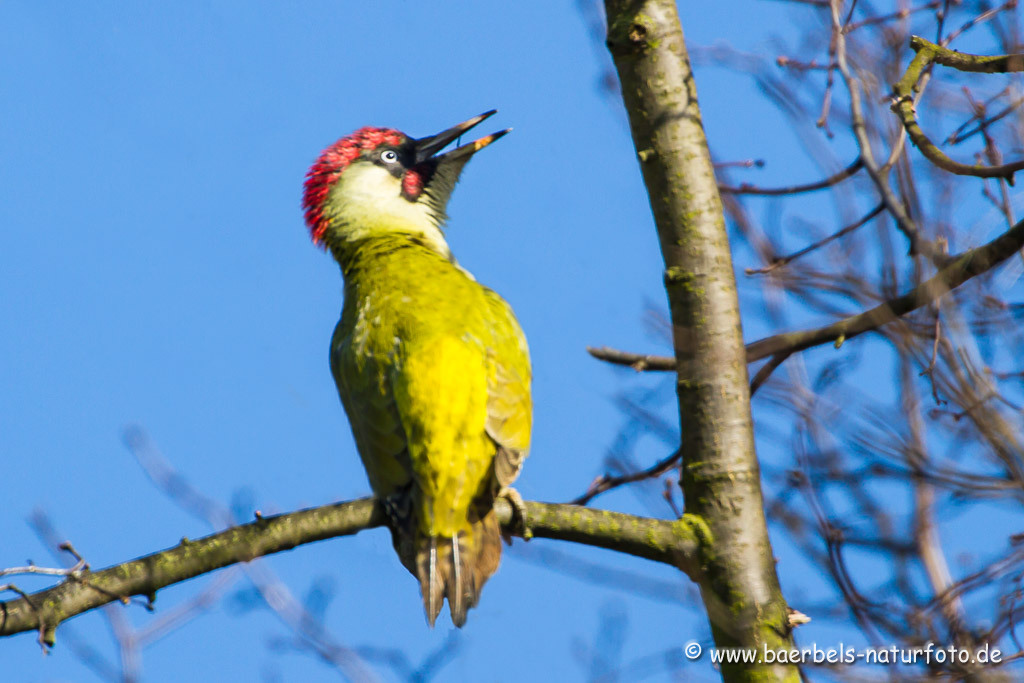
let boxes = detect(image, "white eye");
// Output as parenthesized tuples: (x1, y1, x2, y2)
(380, 149, 398, 163)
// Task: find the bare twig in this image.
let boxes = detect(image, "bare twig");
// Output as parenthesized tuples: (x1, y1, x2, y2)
(718, 156, 863, 195)
(571, 450, 682, 505)
(745, 203, 885, 274)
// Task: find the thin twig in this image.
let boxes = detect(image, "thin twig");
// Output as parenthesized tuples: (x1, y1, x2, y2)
(942, 0, 1018, 46)
(750, 353, 792, 395)
(571, 450, 682, 506)
(746, 203, 885, 274)
(718, 156, 863, 195)
(835, 1, 952, 262)
(843, 1, 941, 33)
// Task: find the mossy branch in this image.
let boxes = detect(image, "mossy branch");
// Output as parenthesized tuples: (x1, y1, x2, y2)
(892, 35, 1024, 180)
(0, 498, 700, 646)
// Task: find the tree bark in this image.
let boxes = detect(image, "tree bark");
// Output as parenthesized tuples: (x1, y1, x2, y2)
(604, 1, 798, 679)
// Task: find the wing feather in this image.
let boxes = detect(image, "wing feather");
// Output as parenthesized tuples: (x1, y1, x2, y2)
(481, 289, 532, 487)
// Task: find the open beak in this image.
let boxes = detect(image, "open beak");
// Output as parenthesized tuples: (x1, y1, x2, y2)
(413, 110, 510, 165)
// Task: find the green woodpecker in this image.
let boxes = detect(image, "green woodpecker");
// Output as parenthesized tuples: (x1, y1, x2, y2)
(302, 111, 531, 627)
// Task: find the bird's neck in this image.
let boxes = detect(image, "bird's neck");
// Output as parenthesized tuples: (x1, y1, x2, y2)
(330, 230, 456, 286)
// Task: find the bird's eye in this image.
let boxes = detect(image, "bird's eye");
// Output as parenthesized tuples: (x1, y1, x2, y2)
(380, 149, 398, 163)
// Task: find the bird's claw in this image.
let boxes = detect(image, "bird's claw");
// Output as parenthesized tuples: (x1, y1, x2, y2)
(498, 486, 532, 542)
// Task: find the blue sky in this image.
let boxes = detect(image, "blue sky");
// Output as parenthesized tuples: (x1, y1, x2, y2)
(5, 2, 1019, 681)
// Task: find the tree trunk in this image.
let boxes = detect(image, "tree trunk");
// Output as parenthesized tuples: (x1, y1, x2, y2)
(604, 1, 799, 679)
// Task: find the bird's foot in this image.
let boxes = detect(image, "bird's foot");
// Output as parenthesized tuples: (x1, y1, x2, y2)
(498, 486, 532, 542)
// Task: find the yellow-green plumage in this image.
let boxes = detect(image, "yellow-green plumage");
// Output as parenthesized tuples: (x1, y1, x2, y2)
(306, 115, 530, 627)
(330, 233, 531, 626)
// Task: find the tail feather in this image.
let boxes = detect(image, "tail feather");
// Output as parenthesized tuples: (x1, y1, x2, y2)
(419, 537, 444, 626)
(413, 510, 501, 627)
(450, 534, 464, 622)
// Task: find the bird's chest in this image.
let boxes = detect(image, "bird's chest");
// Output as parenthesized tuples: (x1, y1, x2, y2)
(331, 248, 479, 400)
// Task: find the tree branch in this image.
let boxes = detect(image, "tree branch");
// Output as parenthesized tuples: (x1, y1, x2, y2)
(831, 2, 945, 262)
(718, 156, 863, 196)
(0, 498, 701, 645)
(586, 345, 677, 371)
(590, 217, 1024, 371)
(745, 217, 1024, 360)
(892, 35, 1024, 181)
(571, 449, 683, 505)
(744, 203, 885, 275)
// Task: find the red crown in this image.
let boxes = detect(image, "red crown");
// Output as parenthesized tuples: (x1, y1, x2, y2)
(302, 127, 406, 246)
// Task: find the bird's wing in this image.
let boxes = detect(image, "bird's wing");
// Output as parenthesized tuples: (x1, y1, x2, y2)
(481, 288, 532, 488)
(330, 320, 413, 501)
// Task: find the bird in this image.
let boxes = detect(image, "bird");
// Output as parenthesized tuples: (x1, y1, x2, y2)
(301, 111, 532, 627)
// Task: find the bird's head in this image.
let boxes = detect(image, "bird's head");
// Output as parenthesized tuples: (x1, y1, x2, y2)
(302, 110, 508, 253)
